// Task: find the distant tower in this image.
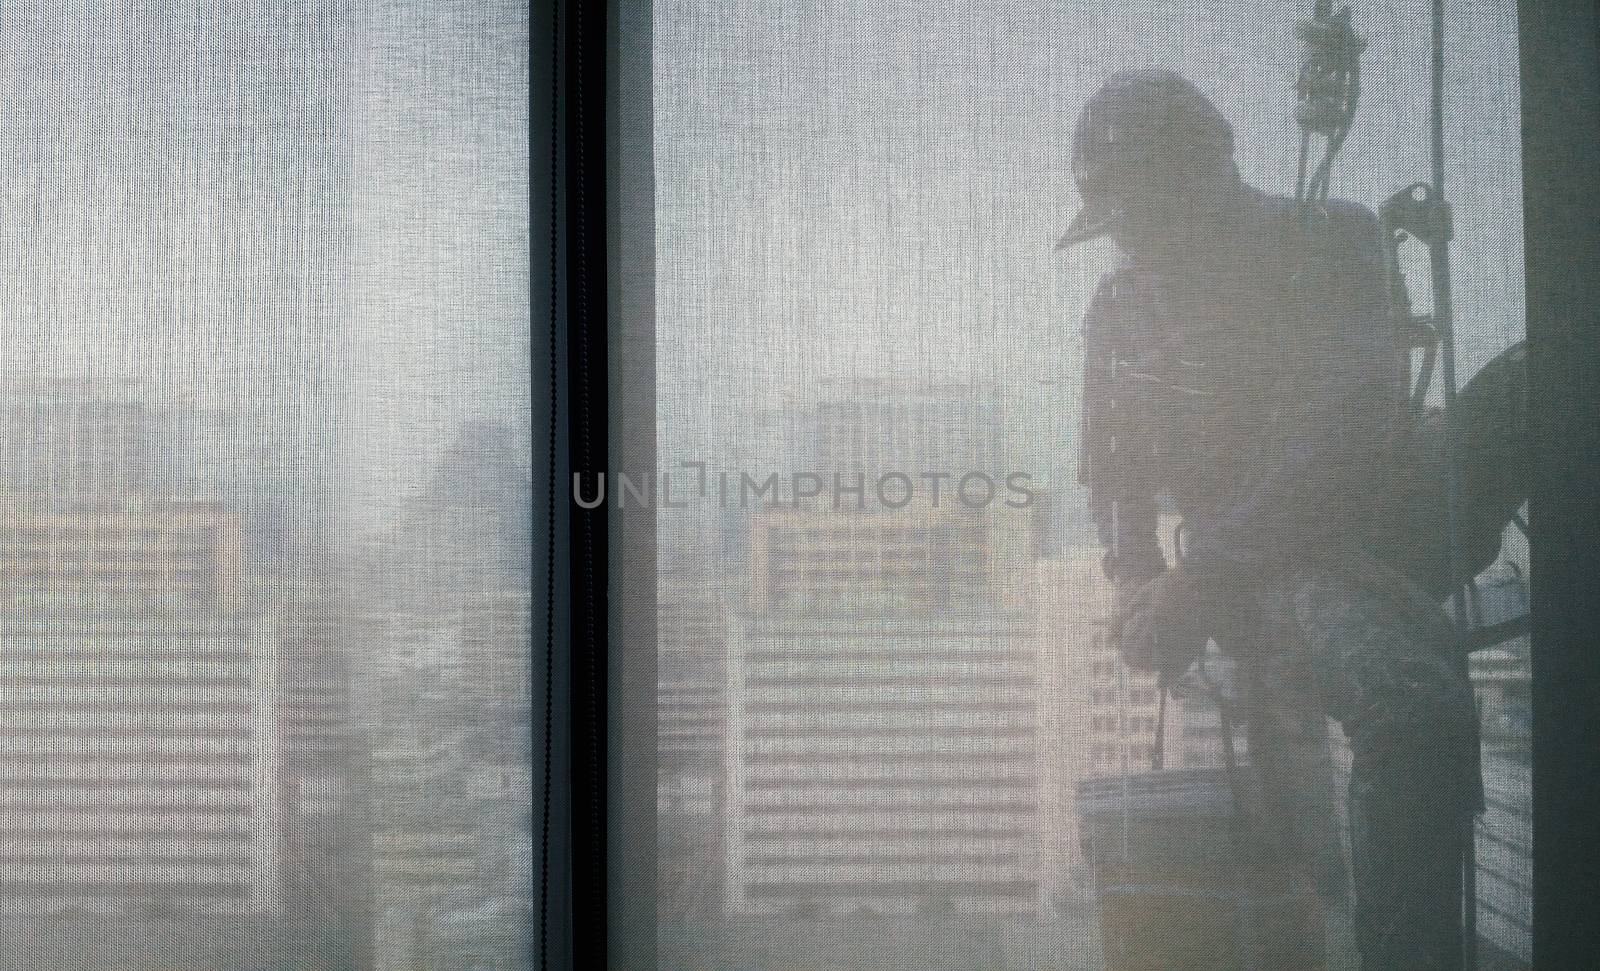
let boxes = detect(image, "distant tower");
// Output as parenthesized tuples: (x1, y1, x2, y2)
(720, 382, 1049, 917)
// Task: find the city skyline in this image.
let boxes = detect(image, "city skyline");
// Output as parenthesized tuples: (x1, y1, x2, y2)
(0, 370, 536, 971)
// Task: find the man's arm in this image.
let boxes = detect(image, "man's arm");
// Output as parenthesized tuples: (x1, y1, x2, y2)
(1081, 269, 1223, 678)
(1081, 270, 1167, 583)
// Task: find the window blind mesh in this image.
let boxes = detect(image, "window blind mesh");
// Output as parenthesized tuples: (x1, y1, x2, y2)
(646, 1, 1528, 968)
(0, 2, 531, 969)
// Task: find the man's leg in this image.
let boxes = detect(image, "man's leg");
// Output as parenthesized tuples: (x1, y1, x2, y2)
(1284, 567, 1480, 971)
(1228, 650, 1343, 971)
(1346, 759, 1467, 969)
(1233, 646, 1346, 901)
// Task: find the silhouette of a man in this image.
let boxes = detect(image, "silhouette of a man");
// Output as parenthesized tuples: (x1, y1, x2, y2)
(1068, 68, 1480, 970)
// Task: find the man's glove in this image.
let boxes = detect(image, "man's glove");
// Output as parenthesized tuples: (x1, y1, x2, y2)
(1114, 568, 1215, 678)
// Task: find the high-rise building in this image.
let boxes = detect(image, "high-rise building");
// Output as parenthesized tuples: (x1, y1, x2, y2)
(0, 379, 337, 582)
(347, 420, 534, 971)
(1469, 558, 1531, 964)
(0, 498, 244, 609)
(716, 383, 1053, 917)
(274, 592, 375, 971)
(807, 380, 1006, 480)
(746, 500, 1033, 613)
(459, 590, 533, 730)
(0, 607, 281, 917)
(724, 608, 1047, 916)
(1477, 750, 1531, 964)
(657, 571, 730, 912)
(368, 726, 486, 971)
(349, 593, 527, 971)
(0, 380, 155, 499)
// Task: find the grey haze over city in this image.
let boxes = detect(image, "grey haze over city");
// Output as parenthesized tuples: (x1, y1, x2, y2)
(0, 3, 534, 970)
(0, 0, 1533, 968)
(0, 0, 532, 538)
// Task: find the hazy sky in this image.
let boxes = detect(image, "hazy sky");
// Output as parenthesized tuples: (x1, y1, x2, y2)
(0, 0, 530, 533)
(0, 0, 1521, 526)
(653, 0, 1526, 461)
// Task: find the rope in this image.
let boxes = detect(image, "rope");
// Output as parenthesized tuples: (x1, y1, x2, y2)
(1151, 677, 1169, 770)
(1294, 1, 1365, 213)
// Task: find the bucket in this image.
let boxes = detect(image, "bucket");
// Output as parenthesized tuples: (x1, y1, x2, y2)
(1078, 768, 1326, 971)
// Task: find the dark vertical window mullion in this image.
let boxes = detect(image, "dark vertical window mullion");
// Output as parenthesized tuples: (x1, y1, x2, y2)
(1520, 0, 1600, 964)
(536, 0, 573, 966)
(568, 0, 612, 964)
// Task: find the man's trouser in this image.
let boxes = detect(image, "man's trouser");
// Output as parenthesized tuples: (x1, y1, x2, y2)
(1225, 558, 1481, 971)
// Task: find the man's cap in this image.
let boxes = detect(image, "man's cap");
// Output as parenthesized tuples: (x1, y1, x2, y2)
(1055, 204, 1121, 251)
(1058, 69, 1236, 250)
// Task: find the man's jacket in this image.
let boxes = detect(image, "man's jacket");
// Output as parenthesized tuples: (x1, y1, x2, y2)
(1079, 186, 1409, 584)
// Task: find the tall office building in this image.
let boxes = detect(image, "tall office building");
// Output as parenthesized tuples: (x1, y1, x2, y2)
(746, 500, 1033, 613)
(363, 422, 532, 603)
(358, 631, 532, 971)
(367, 723, 478, 951)
(807, 380, 1006, 479)
(1470, 559, 1532, 963)
(0, 377, 368, 968)
(657, 570, 731, 912)
(0, 380, 156, 499)
(0, 498, 245, 610)
(718, 383, 1051, 916)
(459, 589, 534, 730)
(0, 379, 340, 586)
(0, 607, 281, 920)
(725, 608, 1047, 916)
(347, 420, 533, 971)
(274, 591, 376, 971)
(1034, 549, 1144, 900)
